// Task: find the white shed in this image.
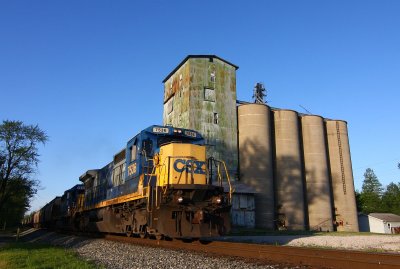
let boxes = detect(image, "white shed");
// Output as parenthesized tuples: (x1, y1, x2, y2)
(358, 213, 400, 234)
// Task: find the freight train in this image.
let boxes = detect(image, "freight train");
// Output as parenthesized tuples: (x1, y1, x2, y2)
(32, 125, 232, 239)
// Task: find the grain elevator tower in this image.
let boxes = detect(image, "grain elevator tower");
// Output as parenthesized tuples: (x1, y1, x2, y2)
(162, 55, 238, 177)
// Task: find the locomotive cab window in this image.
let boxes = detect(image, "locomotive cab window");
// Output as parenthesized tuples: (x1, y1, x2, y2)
(142, 139, 153, 157)
(130, 145, 137, 162)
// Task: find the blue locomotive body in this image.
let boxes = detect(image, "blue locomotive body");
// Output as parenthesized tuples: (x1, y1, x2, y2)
(34, 125, 232, 239)
(80, 125, 205, 207)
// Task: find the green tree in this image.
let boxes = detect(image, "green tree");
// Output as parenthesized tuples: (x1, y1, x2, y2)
(359, 168, 383, 213)
(381, 182, 400, 215)
(0, 120, 48, 226)
(355, 190, 362, 212)
(361, 168, 383, 194)
(0, 178, 34, 226)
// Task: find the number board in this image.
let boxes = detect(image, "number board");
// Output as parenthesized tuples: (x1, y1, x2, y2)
(128, 163, 137, 176)
(152, 127, 169, 134)
(184, 131, 197, 138)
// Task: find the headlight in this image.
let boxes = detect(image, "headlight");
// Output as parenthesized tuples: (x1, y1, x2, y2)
(177, 197, 184, 203)
(213, 196, 223, 204)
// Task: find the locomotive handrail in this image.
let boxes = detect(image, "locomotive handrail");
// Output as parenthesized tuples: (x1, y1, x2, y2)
(157, 156, 169, 188)
(145, 160, 157, 213)
(221, 160, 233, 203)
(207, 158, 233, 203)
(148, 154, 232, 210)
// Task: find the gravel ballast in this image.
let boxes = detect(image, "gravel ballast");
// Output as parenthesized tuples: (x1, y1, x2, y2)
(216, 234, 400, 252)
(21, 230, 289, 269)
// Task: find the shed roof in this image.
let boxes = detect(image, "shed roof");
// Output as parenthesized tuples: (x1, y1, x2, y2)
(369, 213, 400, 222)
(221, 181, 256, 194)
(162, 55, 239, 83)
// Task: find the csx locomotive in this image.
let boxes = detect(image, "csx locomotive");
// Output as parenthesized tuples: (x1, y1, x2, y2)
(33, 125, 232, 239)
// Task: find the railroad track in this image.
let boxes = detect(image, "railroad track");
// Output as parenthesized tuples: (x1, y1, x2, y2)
(103, 234, 400, 269)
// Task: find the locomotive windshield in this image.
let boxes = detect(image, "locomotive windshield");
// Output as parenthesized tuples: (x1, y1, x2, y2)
(157, 136, 201, 147)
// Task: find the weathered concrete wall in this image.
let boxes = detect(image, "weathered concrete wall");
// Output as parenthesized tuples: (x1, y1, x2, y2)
(163, 62, 191, 129)
(163, 56, 238, 177)
(301, 115, 333, 231)
(326, 120, 359, 232)
(238, 104, 275, 229)
(273, 109, 306, 230)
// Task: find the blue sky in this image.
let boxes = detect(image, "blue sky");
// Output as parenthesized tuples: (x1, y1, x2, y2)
(1, 1, 399, 212)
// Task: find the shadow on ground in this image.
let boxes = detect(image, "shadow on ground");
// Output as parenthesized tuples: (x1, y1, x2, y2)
(1, 228, 93, 249)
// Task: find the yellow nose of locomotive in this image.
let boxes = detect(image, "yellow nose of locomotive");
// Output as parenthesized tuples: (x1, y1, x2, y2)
(156, 143, 207, 186)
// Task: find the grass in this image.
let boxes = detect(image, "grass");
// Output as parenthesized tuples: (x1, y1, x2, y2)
(0, 229, 15, 235)
(0, 242, 102, 269)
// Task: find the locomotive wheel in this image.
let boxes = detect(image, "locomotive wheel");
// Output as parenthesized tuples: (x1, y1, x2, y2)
(139, 231, 147, 238)
(139, 225, 147, 238)
(126, 225, 132, 237)
(155, 233, 163, 240)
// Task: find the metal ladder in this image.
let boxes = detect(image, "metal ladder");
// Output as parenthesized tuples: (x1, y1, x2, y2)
(336, 122, 347, 195)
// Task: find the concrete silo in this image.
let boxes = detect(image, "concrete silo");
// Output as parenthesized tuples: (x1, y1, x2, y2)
(301, 115, 333, 231)
(325, 120, 359, 232)
(238, 104, 275, 229)
(273, 109, 306, 230)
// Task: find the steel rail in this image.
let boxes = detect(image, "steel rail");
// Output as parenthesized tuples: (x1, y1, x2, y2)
(103, 235, 400, 269)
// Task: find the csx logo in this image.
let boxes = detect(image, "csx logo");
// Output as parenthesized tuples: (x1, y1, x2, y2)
(173, 159, 206, 174)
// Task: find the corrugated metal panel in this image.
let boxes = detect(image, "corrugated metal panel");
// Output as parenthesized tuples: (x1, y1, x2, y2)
(232, 210, 245, 226)
(245, 211, 255, 228)
(230, 192, 255, 228)
(232, 195, 240, 210)
(247, 196, 255, 210)
(239, 194, 248, 209)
